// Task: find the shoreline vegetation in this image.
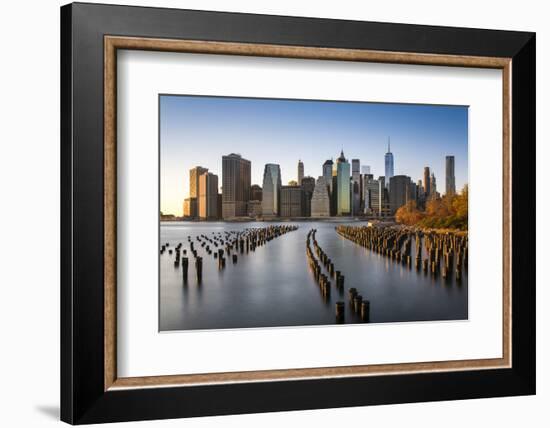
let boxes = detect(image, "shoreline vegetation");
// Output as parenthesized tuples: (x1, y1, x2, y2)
(395, 185, 468, 232)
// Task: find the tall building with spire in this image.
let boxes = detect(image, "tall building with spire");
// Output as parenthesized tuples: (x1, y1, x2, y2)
(384, 138, 394, 189)
(297, 159, 304, 185)
(445, 155, 456, 195)
(336, 149, 351, 215)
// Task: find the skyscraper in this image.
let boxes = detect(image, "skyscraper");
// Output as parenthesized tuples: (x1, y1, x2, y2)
(189, 166, 208, 217)
(311, 176, 330, 217)
(262, 163, 281, 217)
(417, 179, 425, 208)
(301, 176, 316, 217)
(198, 172, 219, 219)
(363, 175, 379, 215)
(297, 159, 304, 185)
(222, 153, 251, 219)
(351, 159, 361, 216)
(446, 155, 456, 195)
(336, 150, 351, 215)
(384, 138, 394, 189)
(423, 166, 431, 197)
(389, 175, 412, 212)
(322, 159, 333, 193)
(361, 174, 374, 213)
(378, 176, 390, 217)
(280, 185, 302, 217)
(183, 197, 196, 218)
(409, 181, 417, 204)
(331, 174, 338, 216)
(352, 159, 360, 175)
(430, 173, 437, 198)
(352, 180, 361, 216)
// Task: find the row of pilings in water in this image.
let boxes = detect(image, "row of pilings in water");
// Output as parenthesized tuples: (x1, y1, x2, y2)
(160, 225, 299, 285)
(305, 228, 371, 323)
(335, 225, 468, 281)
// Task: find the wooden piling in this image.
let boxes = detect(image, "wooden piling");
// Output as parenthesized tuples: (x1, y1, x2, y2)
(182, 257, 189, 283)
(353, 294, 363, 313)
(195, 256, 203, 283)
(360, 300, 370, 322)
(335, 301, 345, 322)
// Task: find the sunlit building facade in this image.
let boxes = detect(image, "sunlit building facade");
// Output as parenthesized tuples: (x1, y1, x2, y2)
(189, 166, 208, 217)
(198, 172, 219, 219)
(183, 197, 196, 218)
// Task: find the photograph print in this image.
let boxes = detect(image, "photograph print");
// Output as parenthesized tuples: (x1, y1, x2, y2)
(159, 95, 469, 331)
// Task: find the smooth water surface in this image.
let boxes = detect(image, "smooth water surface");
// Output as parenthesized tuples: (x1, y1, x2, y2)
(160, 221, 468, 331)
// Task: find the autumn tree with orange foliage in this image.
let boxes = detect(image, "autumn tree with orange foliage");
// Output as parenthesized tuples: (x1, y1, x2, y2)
(395, 201, 425, 225)
(395, 185, 468, 231)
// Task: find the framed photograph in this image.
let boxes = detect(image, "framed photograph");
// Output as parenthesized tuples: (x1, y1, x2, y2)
(61, 2, 535, 424)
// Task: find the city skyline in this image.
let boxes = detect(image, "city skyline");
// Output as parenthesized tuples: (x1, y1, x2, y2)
(160, 95, 468, 215)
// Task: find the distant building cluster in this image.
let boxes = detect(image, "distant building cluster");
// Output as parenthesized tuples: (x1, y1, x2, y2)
(181, 144, 458, 220)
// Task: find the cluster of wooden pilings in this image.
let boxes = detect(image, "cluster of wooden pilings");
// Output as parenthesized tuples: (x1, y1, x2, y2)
(305, 228, 365, 324)
(335, 225, 468, 282)
(422, 231, 468, 280)
(161, 225, 298, 285)
(306, 229, 336, 302)
(306, 229, 344, 301)
(348, 287, 370, 322)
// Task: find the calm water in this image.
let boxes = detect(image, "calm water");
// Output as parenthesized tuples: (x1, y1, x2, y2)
(160, 221, 468, 331)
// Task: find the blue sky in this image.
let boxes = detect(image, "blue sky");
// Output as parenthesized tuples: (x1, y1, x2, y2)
(160, 95, 468, 215)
